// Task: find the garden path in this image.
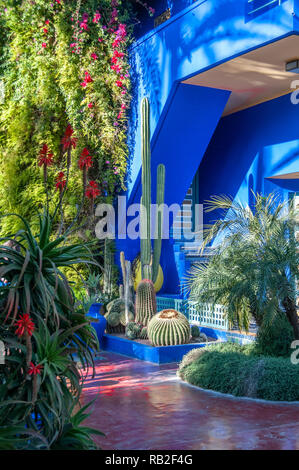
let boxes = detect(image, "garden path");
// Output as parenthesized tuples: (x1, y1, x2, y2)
(83, 351, 299, 450)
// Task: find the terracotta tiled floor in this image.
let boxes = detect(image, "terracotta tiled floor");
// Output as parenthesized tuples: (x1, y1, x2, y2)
(82, 351, 299, 450)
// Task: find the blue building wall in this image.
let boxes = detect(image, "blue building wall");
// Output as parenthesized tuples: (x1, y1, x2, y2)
(128, 0, 296, 202)
(117, 0, 299, 295)
(197, 93, 299, 228)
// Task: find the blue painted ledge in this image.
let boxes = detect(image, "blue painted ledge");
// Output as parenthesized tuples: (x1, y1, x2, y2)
(100, 333, 211, 364)
(90, 314, 255, 363)
(200, 326, 255, 345)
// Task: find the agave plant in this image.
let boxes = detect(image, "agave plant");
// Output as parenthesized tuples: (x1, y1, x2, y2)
(186, 193, 299, 340)
(0, 212, 102, 448)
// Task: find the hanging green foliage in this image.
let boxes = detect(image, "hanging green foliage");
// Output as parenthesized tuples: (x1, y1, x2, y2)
(0, 0, 147, 237)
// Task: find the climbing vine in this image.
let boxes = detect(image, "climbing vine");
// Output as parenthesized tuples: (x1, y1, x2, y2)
(0, 0, 154, 237)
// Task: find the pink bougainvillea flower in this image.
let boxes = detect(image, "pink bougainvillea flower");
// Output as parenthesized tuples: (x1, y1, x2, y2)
(61, 124, 77, 150)
(85, 180, 101, 199)
(115, 80, 123, 87)
(87, 102, 93, 109)
(55, 172, 66, 191)
(43, 28, 48, 34)
(91, 53, 98, 60)
(98, 38, 103, 43)
(28, 362, 43, 376)
(111, 64, 121, 73)
(42, 42, 47, 48)
(113, 50, 124, 59)
(93, 11, 101, 23)
(45, 19, 50, 25)
(80, 22, 88, 31)
(15, 314, 35, 338)
(81, 71, 93, 87)
(78, 148, 93, 169)
(38, 144, 54, 167)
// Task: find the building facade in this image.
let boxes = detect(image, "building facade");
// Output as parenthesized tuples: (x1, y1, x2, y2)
(119, 0, 299, 295)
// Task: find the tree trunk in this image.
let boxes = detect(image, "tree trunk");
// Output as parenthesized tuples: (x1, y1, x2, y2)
(282, 297, 299, 340)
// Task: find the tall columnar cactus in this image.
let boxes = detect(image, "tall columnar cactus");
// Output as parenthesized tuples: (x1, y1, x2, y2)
(152, 164, 165, 284)
(120, 251, 134, 324)
(140, 97, 165, 284)
(135, 279, 157, 326)
(147, 309, 191, 346)
(103, 238, 114, 295)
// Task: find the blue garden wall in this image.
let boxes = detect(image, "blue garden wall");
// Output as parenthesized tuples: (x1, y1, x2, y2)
(196, 92, 299, 227)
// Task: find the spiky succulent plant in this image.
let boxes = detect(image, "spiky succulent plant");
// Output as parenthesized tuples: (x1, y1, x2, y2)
(125, 322, 142, 340)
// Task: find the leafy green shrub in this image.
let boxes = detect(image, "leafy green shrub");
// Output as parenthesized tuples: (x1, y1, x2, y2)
(178, 347, 208, 370)
(255, 313, 295, 358)
(178, 342, 299, 401)
(186, 193, 299, 342)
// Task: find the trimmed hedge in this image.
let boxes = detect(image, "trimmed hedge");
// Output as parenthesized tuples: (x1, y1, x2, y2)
(178, 343, 299, 402)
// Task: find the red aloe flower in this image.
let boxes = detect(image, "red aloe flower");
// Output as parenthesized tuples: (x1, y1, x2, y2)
(61, 124, 77, 151)
(85, 180, 100, 200)
(28, 362, 43, 376)
(55, 171, 66, 192)
(38, 144, 54, 167)
(15, 314, 35, 338)
(78, 148, 93, 170)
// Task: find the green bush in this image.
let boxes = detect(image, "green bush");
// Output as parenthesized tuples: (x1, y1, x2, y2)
(178, 342, 299, 401)
(255, 314, 295, 358)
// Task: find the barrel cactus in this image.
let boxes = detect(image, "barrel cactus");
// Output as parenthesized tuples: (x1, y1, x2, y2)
(139, 326, 148, 340)
(148, 309, 191, 346)
(135, 279, 157, 326)
(125, 322, 142, 340)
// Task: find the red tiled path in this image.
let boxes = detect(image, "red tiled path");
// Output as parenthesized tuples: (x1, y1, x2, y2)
(82, 351, 299, 450)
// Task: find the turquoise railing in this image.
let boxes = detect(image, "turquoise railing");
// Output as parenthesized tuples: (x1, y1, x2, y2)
(156, 297, 228, 330)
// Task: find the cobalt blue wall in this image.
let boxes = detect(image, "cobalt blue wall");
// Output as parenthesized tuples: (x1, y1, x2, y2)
(128, 0, 296, 202)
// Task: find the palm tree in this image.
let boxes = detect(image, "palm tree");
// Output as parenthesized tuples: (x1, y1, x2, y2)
(186, 193, 299, 339)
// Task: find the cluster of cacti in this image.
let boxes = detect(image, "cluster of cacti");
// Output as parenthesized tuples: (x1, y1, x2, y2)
(191, 325, 200, 338)
(125, 322, 142, 340)
(198, 332, 208, 343)
(190, 325, 208, 342)
(135, 279, 157, 326)
(105, 298, 134, 333)
(148, 309, 191, 346)
(140, 97, 165, 284)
